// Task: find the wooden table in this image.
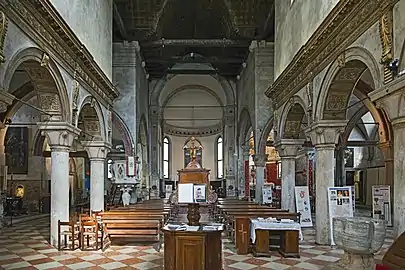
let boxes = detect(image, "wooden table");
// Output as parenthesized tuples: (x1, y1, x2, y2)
(163, 227, 223, 270)
(250, 219, 301, 258)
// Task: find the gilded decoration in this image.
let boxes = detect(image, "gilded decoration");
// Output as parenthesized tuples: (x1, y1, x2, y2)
(1, 0, 118, 105)
(379, 10, 393, 65)
(40, 52, 50, 67)
(0, 11, 8, 64)
(265, 0, 398, 107)
(337, 51, 346, 68)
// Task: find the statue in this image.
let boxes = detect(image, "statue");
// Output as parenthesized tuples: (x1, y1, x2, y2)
(120, 185, 132, 206)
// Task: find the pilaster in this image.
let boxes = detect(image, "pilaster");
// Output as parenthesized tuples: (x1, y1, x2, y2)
(149, 106, 160, 197)
(238, 145, 250, 199)
(224, 105, 236, 193)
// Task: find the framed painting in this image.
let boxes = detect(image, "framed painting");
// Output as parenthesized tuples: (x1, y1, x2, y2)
(5, 127, 29, 174)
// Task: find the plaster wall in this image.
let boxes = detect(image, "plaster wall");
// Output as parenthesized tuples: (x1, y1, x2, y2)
(274, 0, 339, 79)
(51, 0, 113, 79)
(165, 134, 220, 182)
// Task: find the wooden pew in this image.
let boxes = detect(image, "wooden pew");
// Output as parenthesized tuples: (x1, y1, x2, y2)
(233, 212, 301, 255)
(381, 231, 405, 270)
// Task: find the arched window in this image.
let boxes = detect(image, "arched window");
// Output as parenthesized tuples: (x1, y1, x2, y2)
(107, 159, 114, 179)
(163, 137, 170, 179)
(216, 137, 223, 179)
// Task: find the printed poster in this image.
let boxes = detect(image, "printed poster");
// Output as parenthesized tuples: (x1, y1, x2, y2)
(165, 184, 173, 199)
(262, 185, 273, 204)
(372, 185, 392, 226)
(328, 186, 354, 245)
(295, 186, 313, 227)
(194, 184, 207, 203)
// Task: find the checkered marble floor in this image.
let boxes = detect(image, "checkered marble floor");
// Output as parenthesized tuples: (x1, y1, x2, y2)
(0, 216, 393, 270)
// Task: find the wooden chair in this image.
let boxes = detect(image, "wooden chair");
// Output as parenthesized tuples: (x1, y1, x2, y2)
(57, 220, 80, 250)
(380, 231, 405, 270)
(79, 215, 99, 251)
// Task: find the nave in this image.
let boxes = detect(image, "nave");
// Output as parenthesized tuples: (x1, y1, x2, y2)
(0, 202, 393, 270)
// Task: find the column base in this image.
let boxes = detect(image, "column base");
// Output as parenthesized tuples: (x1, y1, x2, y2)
(321, 251, 375, 270)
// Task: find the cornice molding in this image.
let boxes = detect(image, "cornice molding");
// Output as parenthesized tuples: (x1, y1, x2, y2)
(163, 122, 223, 137)
(1, 0, 119, 105)
(265, 0, 398, 107)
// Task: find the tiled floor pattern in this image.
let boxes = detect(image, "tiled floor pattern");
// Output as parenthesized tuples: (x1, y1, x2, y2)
(0, 216, 393, 270)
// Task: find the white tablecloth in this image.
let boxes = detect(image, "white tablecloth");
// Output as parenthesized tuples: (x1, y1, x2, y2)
(250, 219, 303, 243)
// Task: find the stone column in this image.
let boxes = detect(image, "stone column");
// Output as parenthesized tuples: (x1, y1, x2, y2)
(391, 118, 405, 237)
(238, 145, 250, 199)
(224, 105, 236, 194)
(0, 127, 7, 228)
(37, 122, 80, 247)
(149, 105, 160, 198)
(378, 141, 393, 189)
(306, 120, 347, 245)
(253, 154, 267, 204)
(83, 141, 110, 211)
(275, 139, 304, 211)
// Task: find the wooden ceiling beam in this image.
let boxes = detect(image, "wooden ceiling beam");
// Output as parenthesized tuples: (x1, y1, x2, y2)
(146, 56, 245, 64)
(140, 39, 251, 48)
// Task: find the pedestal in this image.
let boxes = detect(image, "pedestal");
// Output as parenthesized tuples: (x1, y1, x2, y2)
(187, 203, 201, 226)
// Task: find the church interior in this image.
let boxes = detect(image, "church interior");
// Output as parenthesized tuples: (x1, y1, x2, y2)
(0, 0, 404, 269)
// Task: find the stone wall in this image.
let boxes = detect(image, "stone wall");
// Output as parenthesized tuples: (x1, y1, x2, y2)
(165, 134, 220, 182)
(51, 0, 113, 79)
(112, 42, 138, 147)
(274, 0, 339, 79)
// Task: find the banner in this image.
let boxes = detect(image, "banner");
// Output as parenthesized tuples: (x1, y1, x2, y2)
(328, 186, 354, 245)
(372, 185, 392, 226)
(244, 160, 250, 199)
(262, 185, 273, 204)
(295, 186, 313, 227)
(165, 184, 173, 199)
(127, 156, 135, 176)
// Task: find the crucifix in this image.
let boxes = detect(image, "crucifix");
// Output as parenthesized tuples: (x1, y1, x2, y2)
(186, 137, 202, 160)
(239, 223, 247, 243)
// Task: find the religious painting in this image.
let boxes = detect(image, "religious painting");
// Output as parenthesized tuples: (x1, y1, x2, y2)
(344, 148, 354, 168)
(5, 127, 29, 174)
(183, 137, 203, 167)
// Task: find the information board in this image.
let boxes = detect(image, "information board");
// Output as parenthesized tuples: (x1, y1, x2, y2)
(372, 185, 392, 226)
(295, 186, 313, 227)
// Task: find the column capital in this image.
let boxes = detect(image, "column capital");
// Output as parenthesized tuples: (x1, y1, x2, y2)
(241, 145, 250, 156)
(274, 139, 305, 158)
(82, 141, 111, 160)
(391, 117, 405, 130)
(253, 154, 267, 167)
(305, 120, 347, 146)
(38, 122, 80, 151)
(378, 141, 393, 161)
(0, 90, 15, 113)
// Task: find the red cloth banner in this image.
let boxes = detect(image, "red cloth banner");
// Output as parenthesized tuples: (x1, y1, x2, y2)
(244, 160, 250, 199)
(308, 159, 314, 197)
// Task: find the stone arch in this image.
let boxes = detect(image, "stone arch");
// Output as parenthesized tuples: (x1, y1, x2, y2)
(279, 96, 308, 140)
(3, 47, 71, 121)
(112, 112, 134, 156)
(257, 116, 274, 156)
(315, 47, 382, 121)
(238, 107, 253, 146)
(76, 96, 106, 141)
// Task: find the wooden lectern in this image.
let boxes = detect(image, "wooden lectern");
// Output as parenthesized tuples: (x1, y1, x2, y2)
(178, 137, 211, 226)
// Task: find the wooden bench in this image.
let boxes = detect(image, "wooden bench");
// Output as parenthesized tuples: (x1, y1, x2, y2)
(100, 211, 165, 245)
(380, 231, 405, 270)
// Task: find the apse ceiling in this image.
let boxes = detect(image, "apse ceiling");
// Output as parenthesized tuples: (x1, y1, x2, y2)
(113, 0, 275, 78)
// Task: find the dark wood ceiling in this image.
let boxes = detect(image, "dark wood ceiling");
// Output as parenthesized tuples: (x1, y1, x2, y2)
(113, 0, 275, 79)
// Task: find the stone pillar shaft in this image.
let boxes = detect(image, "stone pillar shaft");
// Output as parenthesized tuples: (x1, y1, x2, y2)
(50, 146, 70, 246)
(83, 141, 110, 212)
(392, 118, 405, 237)
(315, 144, 335, 245)
(253, 154, 267, 204)
(280, 157, 296, 211)
(90, 159, 105, 211)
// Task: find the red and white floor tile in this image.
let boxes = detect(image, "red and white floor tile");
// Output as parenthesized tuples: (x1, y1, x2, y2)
(0, 216, 392, 269)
